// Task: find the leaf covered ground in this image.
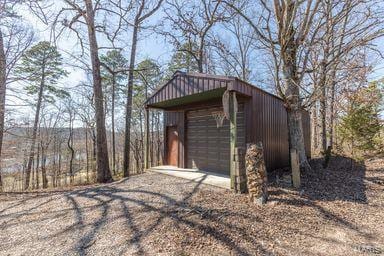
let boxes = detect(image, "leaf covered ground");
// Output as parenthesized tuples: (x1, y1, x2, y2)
(0, 156, 383, 255)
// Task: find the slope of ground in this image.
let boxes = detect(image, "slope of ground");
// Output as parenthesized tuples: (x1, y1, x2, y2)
(0, 156, 383, 255)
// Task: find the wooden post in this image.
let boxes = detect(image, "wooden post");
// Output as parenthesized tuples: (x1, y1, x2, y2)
(291, 149, 300, 188)
(234, 147, 247, 193)
(144, 108, 150, 170)
(229, 91, 237, 189)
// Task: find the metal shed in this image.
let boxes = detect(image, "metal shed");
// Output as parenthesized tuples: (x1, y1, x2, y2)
(144, 71, 310, 192)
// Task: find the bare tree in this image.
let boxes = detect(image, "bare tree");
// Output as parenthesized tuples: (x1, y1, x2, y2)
(75, 82, 96, 178)
(162, 0, 228, 73)
(306, 0, 384, 154)
(0, 0, 34, 191)
(0, 26, 5, 191)
(212, 15, 256, 81)
(39, 106, 62, 188)
(54, 0, 120, 183)
(225, 0, 323, 171)
(122, 0, 163, 177)
(64, 99, 75, 184)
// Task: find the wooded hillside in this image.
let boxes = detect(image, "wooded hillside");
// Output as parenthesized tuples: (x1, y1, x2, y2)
(0, 0, 383, 192)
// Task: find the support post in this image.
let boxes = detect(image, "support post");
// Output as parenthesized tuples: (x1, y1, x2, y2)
(144, 108, 150, 170)
(229, 91, 237, 189)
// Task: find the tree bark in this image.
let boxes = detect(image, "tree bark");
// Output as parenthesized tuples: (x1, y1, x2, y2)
(329, 78, 336, 148)
(58, 144, 62, 187)
(84, 0, 112, 183)
(41, 143, 48, 188)
(139, 108, 144, 172)
(282, 31, 310, 171)
(67, 114, 75, 185)
(123, 19, 139, 177)
(319, 2, 333, 154)
(319, 69, 327, 153)
(35, 142, 40, 189)
(24, 69, 45, 190)
(85, 126, 89, 182)
(91, 128, 96, 167)
(311, 103, 318, 152)
(0, 29, 6, 191)
(111, 75, 116, 175)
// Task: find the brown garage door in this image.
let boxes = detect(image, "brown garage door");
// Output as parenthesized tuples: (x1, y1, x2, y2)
(186, 104, 245, 175)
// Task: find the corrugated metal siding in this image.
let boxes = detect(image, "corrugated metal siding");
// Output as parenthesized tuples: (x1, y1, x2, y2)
(242, 80, 290, 171)
(147, 73, 232, 106)
(161, 73, 311, 172)
(186, 104, 245, 175)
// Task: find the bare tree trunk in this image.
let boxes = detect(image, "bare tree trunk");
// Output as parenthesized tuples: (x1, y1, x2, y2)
(52, 141, 57, 188)
(84, 0, 112, 183)
(25, 72, 45, 189)
(111, 75, 116, 175)
(311, 103, 318, 153)
(328, 78, 336, 148)
(319, 82, 327, 153)
(41, 144, 48, 188)
(123, 21, 139, 177)
(67, 113, 75, 184)
(31, 155, 35, 189)
(319, 1, 333, 154)
(91, 128, 96, 167)
(0, 29, 6, 191)
(58, 145, 62, 187)
(134, 138, 140, 173)
(282, 35, 310, 171)
(85, 126, 89, 182)
(35, 142, 40, 189)
(139, 109, 144, 172)
(197, 41, 204, 73)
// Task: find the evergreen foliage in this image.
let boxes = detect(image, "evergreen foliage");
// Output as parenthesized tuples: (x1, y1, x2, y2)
(338, 81, 383, 153)
(16, 41, 69, 103)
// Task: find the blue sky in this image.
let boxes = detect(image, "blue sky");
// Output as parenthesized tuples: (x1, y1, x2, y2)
(11, 3, 384, 117)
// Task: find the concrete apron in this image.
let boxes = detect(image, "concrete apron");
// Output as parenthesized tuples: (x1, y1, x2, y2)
(148, 166, 231, 190)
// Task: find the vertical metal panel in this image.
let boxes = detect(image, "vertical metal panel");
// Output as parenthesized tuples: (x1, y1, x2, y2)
(241, 80, 291, 171)
(186, 104, 245, 175)
(156, 74, 311, 173)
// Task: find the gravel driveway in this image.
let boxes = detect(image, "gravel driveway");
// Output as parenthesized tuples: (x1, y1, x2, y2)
(1, 157, 383, 256)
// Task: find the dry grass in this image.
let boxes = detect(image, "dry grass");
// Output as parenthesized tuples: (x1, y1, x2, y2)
(0, 156, 383, 255)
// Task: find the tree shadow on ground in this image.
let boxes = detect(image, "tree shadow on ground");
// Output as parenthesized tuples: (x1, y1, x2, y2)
(2, 155, 378, 255)
(61, 175, 268, 256)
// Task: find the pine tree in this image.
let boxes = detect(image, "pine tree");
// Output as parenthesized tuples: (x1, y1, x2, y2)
(167, 42, 199, 77)
(338, 81, 383, 156)
(16, 41, 68, 189)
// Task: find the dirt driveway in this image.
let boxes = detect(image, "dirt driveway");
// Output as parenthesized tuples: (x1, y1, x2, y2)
(1, 156, 383, 255)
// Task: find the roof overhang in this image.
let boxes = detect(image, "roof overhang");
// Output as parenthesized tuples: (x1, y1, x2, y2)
(145, 71, 268, 110)
(147, 88, 226, 109)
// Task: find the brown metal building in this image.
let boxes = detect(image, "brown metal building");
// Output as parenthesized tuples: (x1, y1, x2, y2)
(144, 71, 310, 192)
